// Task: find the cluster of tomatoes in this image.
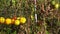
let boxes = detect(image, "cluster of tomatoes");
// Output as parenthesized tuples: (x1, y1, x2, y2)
(0, 17, 26, 25)
(52, 0, 59, 9)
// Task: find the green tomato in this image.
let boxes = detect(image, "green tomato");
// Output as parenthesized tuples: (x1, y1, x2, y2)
(12, 0, 15, 3)
(52, 1, 55, 5)
(12, 0, 16, 6)
(31, 15, 34, 20)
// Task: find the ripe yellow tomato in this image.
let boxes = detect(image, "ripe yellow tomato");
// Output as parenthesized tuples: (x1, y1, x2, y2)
(5, 18, 12, 25)
(15, 20, 20, 25)
(0, 17, 5, 23)
(20, 17, 26, 24)
(55, 3, 59, 9)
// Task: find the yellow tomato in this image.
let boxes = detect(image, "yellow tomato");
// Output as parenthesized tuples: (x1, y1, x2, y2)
(5, 18, 12, 25)
(15, 20, 20, 25)
(20, 17, 26, 24)
(55, 3, 59, 9)
(0, 17, 5, 23)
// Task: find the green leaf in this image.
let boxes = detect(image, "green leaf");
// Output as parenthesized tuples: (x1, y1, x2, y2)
(12, 31, 17, 34)
(6, 28, 11, 34)
(45, 30, 50, 34)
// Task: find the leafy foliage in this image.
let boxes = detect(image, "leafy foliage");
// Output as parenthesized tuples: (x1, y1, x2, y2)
(0, 0, 60, 34)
